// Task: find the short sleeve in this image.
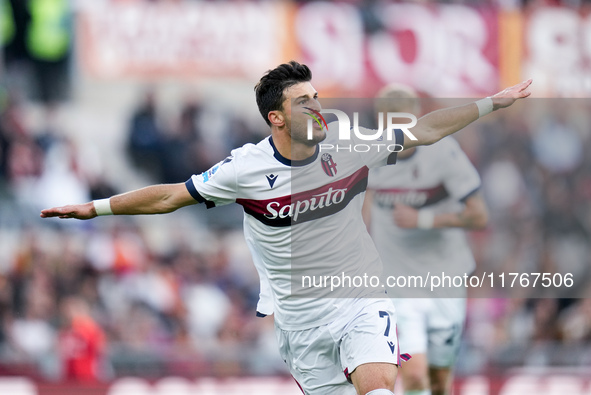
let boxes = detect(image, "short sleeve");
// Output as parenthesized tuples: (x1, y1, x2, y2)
(440, 138, 481, 202)
(185, 155, 238, 208)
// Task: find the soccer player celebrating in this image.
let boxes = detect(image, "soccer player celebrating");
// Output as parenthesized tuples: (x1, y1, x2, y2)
(41, 61, 531, 395)
(365, 85, 488, 395)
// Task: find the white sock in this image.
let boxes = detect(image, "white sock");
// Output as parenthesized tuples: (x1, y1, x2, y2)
(365, 390, 395, 395)
(404, 391, 431, 395)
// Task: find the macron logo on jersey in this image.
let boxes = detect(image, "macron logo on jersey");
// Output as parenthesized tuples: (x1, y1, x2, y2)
(387, 341, 396, 354)
(266, 174, 278, 188)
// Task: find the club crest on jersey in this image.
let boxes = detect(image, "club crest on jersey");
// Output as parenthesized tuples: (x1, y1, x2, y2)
(321, 153, 337, 177)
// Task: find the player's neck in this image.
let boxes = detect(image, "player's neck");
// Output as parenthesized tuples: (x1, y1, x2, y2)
(271, 131, 317, 161)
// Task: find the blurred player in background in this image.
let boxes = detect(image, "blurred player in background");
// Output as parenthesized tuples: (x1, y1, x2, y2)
(364, 85, 488, 395)
(40, 62, 530, 395)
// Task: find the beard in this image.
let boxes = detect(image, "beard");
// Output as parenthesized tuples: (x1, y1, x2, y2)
(299, 130, 326, 146)
(289, 118, 327, 146)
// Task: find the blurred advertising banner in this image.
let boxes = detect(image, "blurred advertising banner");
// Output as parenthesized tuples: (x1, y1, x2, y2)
(77, 1, 295, 80)
(0, 377, 305, 395)
(524, 6, 591, 97)
(3, 372, 591, 395)
(77, 1, 591, 97)
(76, 1, 501, 96)
(293, 2, 500, 97)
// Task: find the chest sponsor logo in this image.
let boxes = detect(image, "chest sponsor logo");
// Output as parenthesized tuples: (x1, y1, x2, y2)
(236, 167, 368, 226)
(266, 187, 347, 222)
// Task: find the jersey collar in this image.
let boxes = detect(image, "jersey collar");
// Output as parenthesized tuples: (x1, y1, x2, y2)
(268, 136, 319, 167)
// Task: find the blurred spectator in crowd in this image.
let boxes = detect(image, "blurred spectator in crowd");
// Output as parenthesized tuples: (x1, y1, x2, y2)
(226, 117, 263, 154)
(159, 97, 204, 183)
(531, 102, 584, 175)
(34, 139, 91, 213)
(0, 91, 44, 187)
(8, 278, 56, 371)
(126, 89, 165, 181)
(3, 0, 72, 103)
(560, 297, 591, 343)
(126, 90, 263, 184)
(58, 296, 106, 382)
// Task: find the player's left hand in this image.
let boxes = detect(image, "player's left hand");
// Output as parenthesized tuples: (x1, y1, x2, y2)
(392, 204, 419, 228)
(40, 202, 97, 220)
(491, 79, 533, 110)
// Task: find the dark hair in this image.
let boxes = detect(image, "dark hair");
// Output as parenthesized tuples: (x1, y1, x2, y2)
(254, 61, 312, 126)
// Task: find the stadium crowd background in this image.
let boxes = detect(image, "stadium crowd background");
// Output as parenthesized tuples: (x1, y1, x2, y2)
(0, 0, 590, 390)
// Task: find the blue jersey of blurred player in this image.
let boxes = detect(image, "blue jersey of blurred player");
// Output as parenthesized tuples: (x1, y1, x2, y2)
(364, 85, 488, 395)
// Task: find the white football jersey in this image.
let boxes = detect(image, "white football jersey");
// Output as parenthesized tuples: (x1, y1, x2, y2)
(186, 124, 404, 330)
(368, 137, 481, 297)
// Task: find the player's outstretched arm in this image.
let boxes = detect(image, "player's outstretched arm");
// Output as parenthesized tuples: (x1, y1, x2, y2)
(40, 183, 197, 220)
(404, 79, 532, 149)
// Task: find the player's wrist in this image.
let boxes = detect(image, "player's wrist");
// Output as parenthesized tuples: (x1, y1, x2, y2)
(475, 97, 494, 118)
(93, 198, 113, 216)
(416, 210, 435, 229)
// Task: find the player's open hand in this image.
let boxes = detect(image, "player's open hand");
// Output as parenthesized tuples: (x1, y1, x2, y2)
(40, 202, 97, 220)
(392, 204, 419, 228)
(491, 79, 533, 110)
